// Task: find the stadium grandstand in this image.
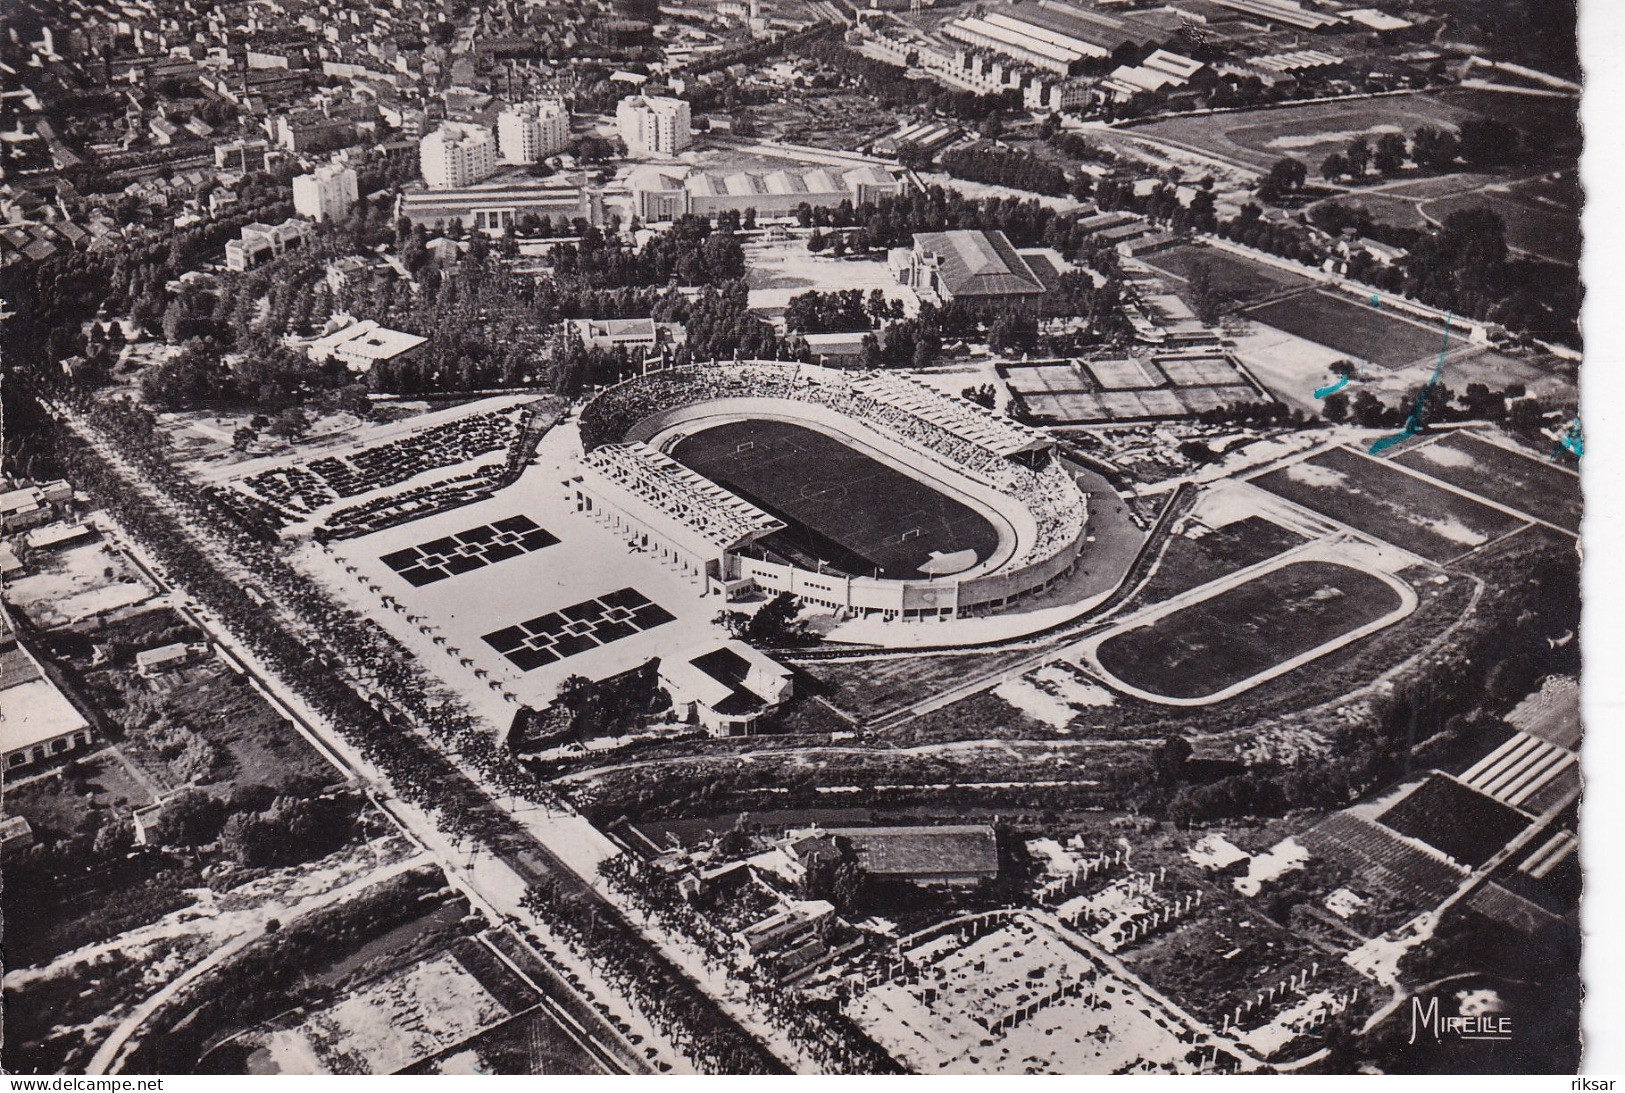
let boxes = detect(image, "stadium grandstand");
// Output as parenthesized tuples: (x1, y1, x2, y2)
(575, 441, 786, 583)
(571, 362, 1090, 620)
(850, 373, 1051, 461)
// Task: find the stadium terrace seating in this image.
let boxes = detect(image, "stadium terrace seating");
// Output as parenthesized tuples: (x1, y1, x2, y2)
(581, 442, 785, 550)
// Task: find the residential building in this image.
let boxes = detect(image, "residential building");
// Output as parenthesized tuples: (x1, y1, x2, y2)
(135, 642, 194, 677)
(224, 218, 312, 271)
(1, 617, 95, 771)
(617, 94, 691, 156)
(292, 161, 358, 222)
(420, 121, 499, 189)
(497, 99, 570, 163)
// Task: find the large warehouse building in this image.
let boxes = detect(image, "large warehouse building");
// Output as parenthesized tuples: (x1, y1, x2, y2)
(628, 165, 902, 222)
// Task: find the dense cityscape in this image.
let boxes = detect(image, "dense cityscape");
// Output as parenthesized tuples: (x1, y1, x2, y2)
(0, 0, 1581, 1075)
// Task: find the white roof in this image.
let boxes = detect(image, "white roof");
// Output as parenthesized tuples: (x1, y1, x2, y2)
(1344, 7, 1411, 30)
(1, 678, 90, 753)
(0, 486, 43, 514)
(306, 319, 427, 369)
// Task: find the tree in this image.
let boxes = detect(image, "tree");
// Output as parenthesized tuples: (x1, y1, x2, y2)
(268, 406, 310, 441)
(1373, 132, 1407, 176)
(987, 312, 1036, 355)
(1458, 118, 1519, 167)
(1257, 157, 1307, 203)
(1321, 390, 1350, 422)
(1320, 152, 1347, 181)
(1185, 257, 1222, 325)
(1345, 137, 1370, 178)
(232, 425, 258, 451)
(1411, 126, 1459, 170)
(154, 789, 226, 846)
(1351, 390, 1387, 428)
(1508, 398, 1546, 433)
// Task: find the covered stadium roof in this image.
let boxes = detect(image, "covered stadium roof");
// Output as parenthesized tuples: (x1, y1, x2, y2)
(580, 442, 784, 553)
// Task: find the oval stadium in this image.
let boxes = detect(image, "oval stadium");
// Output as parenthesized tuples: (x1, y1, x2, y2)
(568, 362, 1089, 622)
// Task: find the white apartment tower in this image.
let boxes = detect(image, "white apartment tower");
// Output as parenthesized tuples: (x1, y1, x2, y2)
(497, 99, 570, 163)
(419, 121, 499, 189)
(616, 94, 692, 157)
(291, 161, 358, 222)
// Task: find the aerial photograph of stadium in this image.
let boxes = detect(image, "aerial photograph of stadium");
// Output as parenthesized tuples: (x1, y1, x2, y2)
(0, 0, 1592, 1078)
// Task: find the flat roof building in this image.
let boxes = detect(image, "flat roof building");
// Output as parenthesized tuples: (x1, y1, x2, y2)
(1, 618, 95, 771)
(660, 640, 793, 736)
(305, 318, 428, 373)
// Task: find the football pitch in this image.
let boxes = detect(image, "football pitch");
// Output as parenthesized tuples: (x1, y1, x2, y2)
(670, 419, 1002, 580)
(1243, 291, 1453, 369)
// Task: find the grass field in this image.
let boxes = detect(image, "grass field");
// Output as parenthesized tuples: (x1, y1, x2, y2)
(1377, 775, 1529, 868)
(1420, 188, 1580, 265)
(1252, 446, 1527, 562)
(1094, 560, 1403, 700)
(671, 419, 1001, 579)
(1137, 244, 1312, 307)
(1128, 94, 1486, 172)
(1392, 432, 1580, 533)
(1243, 290, 1453, 369)
(1124, 516, 1307, 612)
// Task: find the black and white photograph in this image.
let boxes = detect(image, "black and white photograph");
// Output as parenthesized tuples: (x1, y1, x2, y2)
(0, 0, 1595, 1076)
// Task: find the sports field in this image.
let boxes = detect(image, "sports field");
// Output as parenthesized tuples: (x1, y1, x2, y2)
(1137, 244, 1312, 306)
(670, 419, 1001, 580)
(1393, 432, 1581, 533)
(1094, 560, 1403, 700)
(1242, 291, 1451, 369)
(1252, 447, 1527, 562)
(1127, 93, 1483, 172)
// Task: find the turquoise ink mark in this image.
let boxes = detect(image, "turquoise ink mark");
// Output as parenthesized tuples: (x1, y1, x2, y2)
(1369, 312, 1453, 455)
(1370, 294, 1380, 307)
(1314, 373, 1350, 399)
(1554, 417, 1582, 461)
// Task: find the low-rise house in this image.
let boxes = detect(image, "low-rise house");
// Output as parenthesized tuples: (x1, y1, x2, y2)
(135, 642, 194, 677)
(659, 640, 793, 736)
(1, 621, 96, 771)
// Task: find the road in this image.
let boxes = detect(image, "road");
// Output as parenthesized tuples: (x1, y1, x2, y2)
(47, 404, 783, 1075)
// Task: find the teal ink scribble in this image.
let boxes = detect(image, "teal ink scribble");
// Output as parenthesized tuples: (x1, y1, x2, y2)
(1314, 373, 1351, 399)
(1370, 294, 1380, 308)
(1369, 312, 1453, 455)
(1554, 417, 1582, 461)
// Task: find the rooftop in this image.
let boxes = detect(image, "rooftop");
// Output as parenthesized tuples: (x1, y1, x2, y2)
(912, 230, 1048, 300)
